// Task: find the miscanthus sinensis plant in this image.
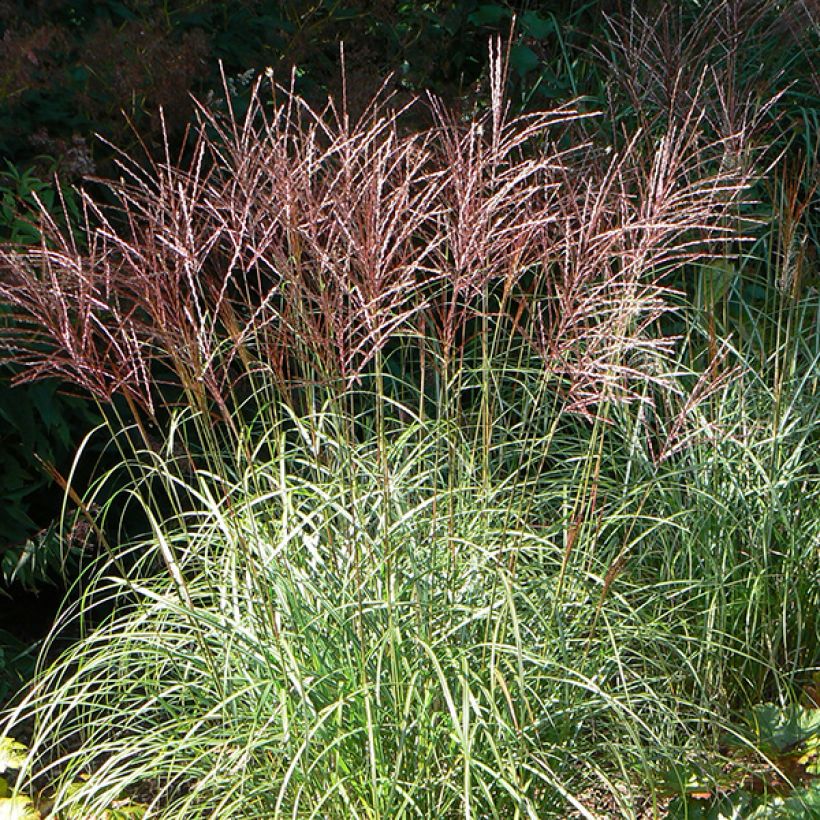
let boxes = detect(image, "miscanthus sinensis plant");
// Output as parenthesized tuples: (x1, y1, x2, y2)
(0, 45, 816, 818)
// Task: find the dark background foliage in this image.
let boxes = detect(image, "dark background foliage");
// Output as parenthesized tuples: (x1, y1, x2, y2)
(0, 0, 607, 174)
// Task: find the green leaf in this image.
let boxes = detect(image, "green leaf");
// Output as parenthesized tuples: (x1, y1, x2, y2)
(746, 781, 820, 818)
(510, 43, 539, 77)
(696, 261, 737, 310)
(69, 66, 88, 84)
(667, 791, 754, 819)
(0, 740, 27, 775)
(0, 795, 40, 820)
(105, 803, 147, 819)
(55, 783, 146, 819)
(748, 703, 820, 753)
(657, 760, 715, 796)
(520, 11, 555, 40)
(28, 382, 61, 434)
(468, 4, 511, 27)
(106, 1, 138, 21)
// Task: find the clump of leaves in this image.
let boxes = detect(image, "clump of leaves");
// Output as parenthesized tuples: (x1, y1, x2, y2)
(733, 702, 820, 785)
(0, 736, 145, 819)
(0, 737, 39, 819)
(0, 163, 80, 246)
(663, 699, 820, 819)
(668, 781, 820, 819)
(2, 20, 815, 815)
(0, 633, 37, 709)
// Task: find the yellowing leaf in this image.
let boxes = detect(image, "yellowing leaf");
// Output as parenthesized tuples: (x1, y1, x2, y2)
(0, 795, 40, 820)
(0, 741, 27, 775)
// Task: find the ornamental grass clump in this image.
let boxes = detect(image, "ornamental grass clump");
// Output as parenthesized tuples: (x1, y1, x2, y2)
(2, 44, 816, 818)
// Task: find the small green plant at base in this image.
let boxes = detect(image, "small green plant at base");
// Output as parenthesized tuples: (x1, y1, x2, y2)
(0, 736, 145, 819)
(659, 699, 820, 818)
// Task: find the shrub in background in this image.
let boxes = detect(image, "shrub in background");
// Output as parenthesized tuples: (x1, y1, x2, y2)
(0, 162, 98, 570)
(0, 0, 598, 174)
(0, 161, 103, 724)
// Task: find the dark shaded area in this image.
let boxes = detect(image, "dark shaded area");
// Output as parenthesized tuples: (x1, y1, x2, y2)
(0, 0, 601, 175)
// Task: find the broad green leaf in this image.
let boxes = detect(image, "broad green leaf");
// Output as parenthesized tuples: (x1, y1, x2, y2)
(796, 708, 820, 738)
(107, 1, 138, 21)
(520, 11, 555, 40)
(696, 261, 736, 310)
(667, 791, 752, 819)
(0, 795, 40, 820)
(106, 803, 147, 819)
(0, 740, 26, 775)
(467, 4, 510, 26)
(55, 782, 146, 819)
(28, 382, 60, 433)
(748, 703, 820, 753)
(656, 760, 731, 797)
(798, 734, 820, 768)
(510, 44, 539, 77)
(746, 781, 820, 818)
